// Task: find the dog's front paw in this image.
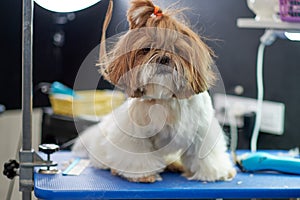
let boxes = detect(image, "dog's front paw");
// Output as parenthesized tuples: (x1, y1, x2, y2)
(218, 167, 236, 181)
(221, 168, 236, 181)
(185, 166, 236, 182)
(182, 150, 237, 182)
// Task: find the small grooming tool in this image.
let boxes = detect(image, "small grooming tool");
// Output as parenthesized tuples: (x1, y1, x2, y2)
(237, 152, 300, 175)
(51, 81, 77, 97)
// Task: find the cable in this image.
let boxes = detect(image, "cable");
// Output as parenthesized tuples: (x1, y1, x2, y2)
(250, 29, 277, 152)
(6, 179, 16, 200)
(228, 108, 238, 163)
(60, 138, 77, 150)
(250, 43, 265, 152)
(6, 133, 22, 200)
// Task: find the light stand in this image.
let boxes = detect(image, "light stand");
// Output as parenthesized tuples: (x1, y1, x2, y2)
(18, 0, 60, 199)
(17, 1, 102, 199)
(20, 0, 34, 199)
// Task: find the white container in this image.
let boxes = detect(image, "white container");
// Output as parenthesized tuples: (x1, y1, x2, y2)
(247, 0, 280, 21)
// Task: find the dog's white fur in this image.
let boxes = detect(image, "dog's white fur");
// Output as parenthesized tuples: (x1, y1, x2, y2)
(72, 91, 235, 181)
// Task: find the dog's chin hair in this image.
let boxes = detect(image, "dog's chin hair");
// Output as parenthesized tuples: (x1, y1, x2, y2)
(130, 53, 194, 100)
(138, 63, 175, 99)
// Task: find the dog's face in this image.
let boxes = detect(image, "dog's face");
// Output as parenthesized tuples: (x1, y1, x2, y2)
(101, 0, 215, 99)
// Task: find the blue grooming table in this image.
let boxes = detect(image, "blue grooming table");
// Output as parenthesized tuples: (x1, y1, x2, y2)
(34, 150, 300, 199)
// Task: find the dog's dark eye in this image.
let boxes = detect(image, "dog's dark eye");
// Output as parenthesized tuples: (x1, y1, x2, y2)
(174, 47, 180, 55)
(142, 48, 151, 55)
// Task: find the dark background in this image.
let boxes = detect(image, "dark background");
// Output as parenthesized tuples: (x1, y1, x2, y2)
(0, 0, 299, 149)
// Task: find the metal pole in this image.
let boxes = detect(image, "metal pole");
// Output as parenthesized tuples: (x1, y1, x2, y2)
(20, 0, 33, 199)
(22, 0, 33, 151)
(22, 191, 32, 200)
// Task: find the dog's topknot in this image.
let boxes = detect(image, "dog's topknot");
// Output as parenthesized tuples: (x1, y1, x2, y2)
(127, 0, 163, 29)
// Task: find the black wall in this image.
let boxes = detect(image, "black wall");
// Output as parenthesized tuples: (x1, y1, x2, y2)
(0, 0, 299, 149)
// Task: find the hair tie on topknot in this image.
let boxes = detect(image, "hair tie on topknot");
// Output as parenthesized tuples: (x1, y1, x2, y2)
(153, 5, 163, 17)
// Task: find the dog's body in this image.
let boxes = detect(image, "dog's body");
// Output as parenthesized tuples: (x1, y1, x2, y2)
(73, 92, 235, 182)
(72, 0, 236, 182)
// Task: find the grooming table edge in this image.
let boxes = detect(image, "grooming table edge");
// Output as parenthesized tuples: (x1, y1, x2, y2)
(34, 150, 300, 199)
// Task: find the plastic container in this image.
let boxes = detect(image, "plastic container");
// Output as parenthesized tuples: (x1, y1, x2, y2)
(280, 0, 300, 22)
(49, 90, 125, 117)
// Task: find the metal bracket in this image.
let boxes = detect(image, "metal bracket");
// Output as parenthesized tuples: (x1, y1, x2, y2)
(19, 149, 58, 191)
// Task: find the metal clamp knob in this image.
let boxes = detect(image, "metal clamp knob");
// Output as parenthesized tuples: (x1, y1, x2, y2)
(39, 144, 60, 173)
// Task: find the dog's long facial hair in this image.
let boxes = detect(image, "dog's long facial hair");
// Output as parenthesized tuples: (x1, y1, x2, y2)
(99, 0, 216, 100)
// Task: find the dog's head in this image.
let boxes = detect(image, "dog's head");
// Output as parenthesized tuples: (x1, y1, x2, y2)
(100, 0, 215, 99)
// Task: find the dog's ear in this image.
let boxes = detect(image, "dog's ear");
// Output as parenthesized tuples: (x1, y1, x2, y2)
(191, 41, 216, 94)
(101, 52, 130, 88)
(180, 30, 216, 94)
(100, 47, 142, 97)
(127, 0, 159, 29)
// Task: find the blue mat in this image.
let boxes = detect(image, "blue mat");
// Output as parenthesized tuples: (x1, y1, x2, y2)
(34, 150, 300, 199)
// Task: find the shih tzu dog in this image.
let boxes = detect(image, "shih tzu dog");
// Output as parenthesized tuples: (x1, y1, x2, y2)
(72, 0, 236, 182)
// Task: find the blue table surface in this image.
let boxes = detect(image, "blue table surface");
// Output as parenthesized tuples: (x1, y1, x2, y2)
(34, 150, 300, 199)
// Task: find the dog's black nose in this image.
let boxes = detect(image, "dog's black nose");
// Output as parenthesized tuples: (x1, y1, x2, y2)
(159, 56, 170, 65)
